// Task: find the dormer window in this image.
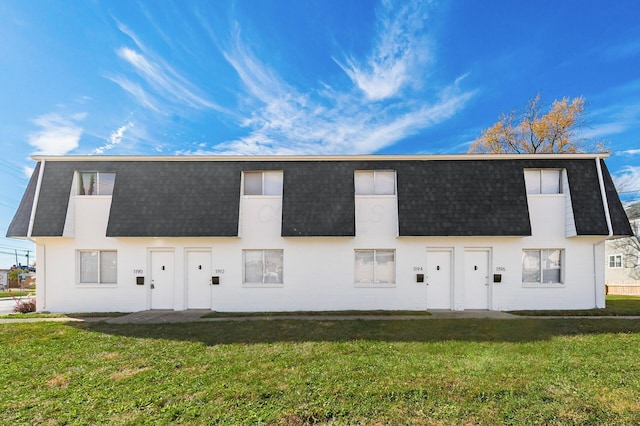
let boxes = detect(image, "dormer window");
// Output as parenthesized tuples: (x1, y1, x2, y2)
(243, 171, 283, 196)
(524, 169, 562, 194)
(354, 170, 396, 195)
(78, 172, 116, 196)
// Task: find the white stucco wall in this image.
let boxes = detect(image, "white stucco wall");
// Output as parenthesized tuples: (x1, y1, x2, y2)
(33, 190, 607, 313)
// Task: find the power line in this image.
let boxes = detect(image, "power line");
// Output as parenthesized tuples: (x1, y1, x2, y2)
(0, 245, 32, 252)
(0, 158, 30, 176)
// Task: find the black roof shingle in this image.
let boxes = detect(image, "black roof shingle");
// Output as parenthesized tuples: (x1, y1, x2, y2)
(6, 157, 632, 239)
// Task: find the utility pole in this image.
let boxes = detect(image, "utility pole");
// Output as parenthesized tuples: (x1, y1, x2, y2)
(14, 249, 18, 267)
(26, 250, 30, 268)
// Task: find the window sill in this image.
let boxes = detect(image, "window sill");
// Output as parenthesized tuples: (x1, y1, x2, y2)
(522, 282, 564, 288)
(242, 195, 282, 199)
(354, 283, 397, 288)
(242, 283, 284, 288)
(74, 195, 113, 199)
(77, 283, 117, 288)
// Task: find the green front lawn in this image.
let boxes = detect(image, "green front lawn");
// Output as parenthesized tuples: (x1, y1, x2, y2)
(202, 309, 432, 318)
(0, 291, 32, 298)
(2, 318, 640, 424)
(510, 295, 640, 316)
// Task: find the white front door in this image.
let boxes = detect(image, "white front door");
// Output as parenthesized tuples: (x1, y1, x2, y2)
(426, 249, 452, 309)
(464, 249, 490, 309)
(186, 249, 212, 309)
(150, 250, 175, 309)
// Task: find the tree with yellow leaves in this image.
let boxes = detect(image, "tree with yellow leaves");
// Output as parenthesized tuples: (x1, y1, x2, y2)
(468, 95, 596, 154)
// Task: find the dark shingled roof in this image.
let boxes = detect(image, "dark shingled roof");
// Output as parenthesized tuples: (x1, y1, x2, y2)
(396, 160, 531, 236)
(6, 157, 632, 238)
(6, 162, 40, 238)
(107, 162, 242, 237)
(626, 203, 640, 220)
(281, 162, 355, 236)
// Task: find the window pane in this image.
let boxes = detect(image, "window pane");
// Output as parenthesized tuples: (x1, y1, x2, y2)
(263, 172, 283, 196)
(99, 173, 116, 196)
(524, 170, 541, 194)
(264, 250, 283, 283)
(244, 251, 263, 283)
(355, 172, 374, 195)
(80, 251, 99, 283)
(542, 249, 562, 283)
(355, 250, 374, 283)
(375, 250, 395, 283)
(375, 171, 396, 195)
(522, 250, 541, 282)
(244, 172, 263, 195)
(100, 251, 117, 283)
(79, 172, 97, 195)
(541, 170, 561, 194)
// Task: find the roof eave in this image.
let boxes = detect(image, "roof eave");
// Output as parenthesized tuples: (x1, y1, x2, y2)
(31, 153, 611, 162)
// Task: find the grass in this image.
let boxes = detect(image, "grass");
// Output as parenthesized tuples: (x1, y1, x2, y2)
(2, 318, 640, 424)
(0, 291, 32, 298)
(510, 295, 640, 316)
(0, 312, 129, 320)
(202, 309, 432, 318)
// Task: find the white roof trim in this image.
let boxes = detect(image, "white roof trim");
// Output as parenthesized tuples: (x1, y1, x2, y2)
(31, 153, 610, 162)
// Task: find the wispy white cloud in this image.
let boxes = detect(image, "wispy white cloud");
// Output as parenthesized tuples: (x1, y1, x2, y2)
(579, 122, 628, 140)
(621, 149, 640, 156)
(603, 39, 640, 61)
(23, 166, 34, 178)
(334, 0, 430, 101)
(584, 80, 640, 157)
(28, 112, 86, 155)
(614, 166, 640, 201)
(117, 46, 222, 111)
(112, 23, 227, 114)
(106, 75, 160, 112)
(205, 1, 473, 156)
(92, 122, 135, 154)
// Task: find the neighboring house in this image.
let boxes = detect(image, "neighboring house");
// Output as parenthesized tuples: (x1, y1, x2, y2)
(605, 203, 640, 295)
(0, 270, 7, 290)
(6, 154, 632, 313)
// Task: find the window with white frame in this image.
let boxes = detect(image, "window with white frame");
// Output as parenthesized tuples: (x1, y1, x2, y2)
(524, 169, 562, 194)
(609, 254, 623, 268)
(243, 171, 283, 196)
(243, 250, 283, 284)
(355, 249, 396, 285)
(77, 172, 116, 196)
(522, 249, 563, 284)
(354, 170, 396, 195)
(78, 250, 117, 284)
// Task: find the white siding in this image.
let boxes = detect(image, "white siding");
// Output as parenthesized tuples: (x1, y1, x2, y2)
(33, 181, 608, 313)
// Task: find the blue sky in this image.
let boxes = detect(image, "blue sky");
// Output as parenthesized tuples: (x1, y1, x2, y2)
(1, 0, 639, 268)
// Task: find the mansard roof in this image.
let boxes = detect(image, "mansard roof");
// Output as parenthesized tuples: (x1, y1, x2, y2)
(6, 154, 633, 238)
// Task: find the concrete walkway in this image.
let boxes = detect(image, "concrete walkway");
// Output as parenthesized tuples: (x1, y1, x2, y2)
(2, 310, 639, 324)
(0, 309, 524, 324)
(105, 309, 523, 324)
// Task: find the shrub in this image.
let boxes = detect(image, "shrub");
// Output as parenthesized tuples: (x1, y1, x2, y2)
(13, 298, 36, 314)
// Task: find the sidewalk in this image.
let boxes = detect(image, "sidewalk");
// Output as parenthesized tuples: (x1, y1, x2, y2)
(2, 309, 640, 324)
(0, 309, 533, 324)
